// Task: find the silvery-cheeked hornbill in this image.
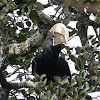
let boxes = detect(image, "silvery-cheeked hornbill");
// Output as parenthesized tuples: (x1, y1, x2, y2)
(32, 23, 71, 81)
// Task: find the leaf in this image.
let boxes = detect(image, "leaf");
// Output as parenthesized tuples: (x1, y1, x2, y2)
(73, 87, 78, 99)
(0, 15, 5, 20)
(17, 73, 25, 81)
(27, 0, 36, 15)
(59, 87, 64, 96)
(60, 75, 69, 85)
(17, 10, 21, 16)
(83, 52, 90, 60)
(40, 74, 46, 81)
(16, 22, 24, 28)
(88, 35, 94, 40)
(75, 75, 82, 86)
(0, 0, 7, 4)
(21, 4, 27, 15)
(90, 85, 95, 91)
(75, 58, 80, 70)
(47, 84, 53, 90)
(65, 46, 70, 51)
(63, 16, 70, 25)
(21, 89, 26, 96)
(78, 82, 89, 96)
(20, 28, 29, 33)
(46, 90, 51, 99)
(52, 82, 59, 87)
(89, 76, 98, 86)
(84, 82, 89, 89)
(35, 2, 44, 11)
(19, 33, 27, 41)
(63, 0, 71, 8)
(71, 77, 76, 86)
(27, 96, 35, 100)
(4, 71, 8, 76)
(26, 20, 31, 27)
(78, 55, 85, 69)
(82, 70, 88, 79)
(61, 44, 65, 49)
(38, 80, 46, 88)
(69, 31, 75, 37)
(40, 93, 47, 100)
(29, 10, 39, 25)
(9, 0, 14, 5)
(60, 53, 65, 59)
(51, 94, 57, 100)
(75, 46, 81, 54)
(91, 38, 97, 45)
(69, 55, 76, 62)
(34, 74, 40, 82)
(8, 55, 17, 64)
(54, 76, 61, 82)
(78, 88, 86, 96)
(92, 76, 98, 81)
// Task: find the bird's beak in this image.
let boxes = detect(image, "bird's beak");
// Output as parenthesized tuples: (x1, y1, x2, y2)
(52, 32, 68, 46)
(49, 23, 69, 46)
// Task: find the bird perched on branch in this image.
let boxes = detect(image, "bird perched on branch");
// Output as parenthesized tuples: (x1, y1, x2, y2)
(32, 23, 71, 82)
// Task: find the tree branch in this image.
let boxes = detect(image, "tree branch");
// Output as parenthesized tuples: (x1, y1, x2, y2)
(0, 72, 38, 90)
(70, 0, 100, 17)
(8, 12, 54, 56)
(9, 30, 44, 55)
(75, 11, 100, 77)
(69, 6, 100, 28)
(77, 12, 88, 46)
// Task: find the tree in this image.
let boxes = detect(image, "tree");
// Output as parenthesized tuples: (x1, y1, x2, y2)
(0, 0, 100, 99)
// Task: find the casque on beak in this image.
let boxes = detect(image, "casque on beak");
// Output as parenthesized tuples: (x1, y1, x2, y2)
(49, 23, 69, 46)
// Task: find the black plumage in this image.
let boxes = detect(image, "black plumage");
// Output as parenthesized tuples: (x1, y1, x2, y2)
(32, 23, 71, 81)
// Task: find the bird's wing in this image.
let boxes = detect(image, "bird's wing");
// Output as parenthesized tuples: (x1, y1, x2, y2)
(57, 57, 71, 77)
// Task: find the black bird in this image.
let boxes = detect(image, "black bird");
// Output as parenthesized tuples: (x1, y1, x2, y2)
(32, 23, 71, 81)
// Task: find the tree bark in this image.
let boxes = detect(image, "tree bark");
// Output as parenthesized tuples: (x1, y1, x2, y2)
(76, 12, 100, 77)
(0, 12, 53, 98)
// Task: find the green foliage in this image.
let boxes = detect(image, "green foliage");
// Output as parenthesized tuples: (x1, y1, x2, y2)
(83, 0, 100, 3)
(9, 71, 99, 99)
(0, 0, 100, 99)
(8, 36, 100, 99)
(29, 10, 40, 25)
(35, 2, 44, 11)
(0, 0, 7, 4)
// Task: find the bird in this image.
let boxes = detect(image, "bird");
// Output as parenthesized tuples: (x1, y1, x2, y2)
(32, 23, 71, 82)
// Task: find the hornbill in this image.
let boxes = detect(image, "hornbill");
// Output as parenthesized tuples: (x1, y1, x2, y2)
(32, 23, 71, 81)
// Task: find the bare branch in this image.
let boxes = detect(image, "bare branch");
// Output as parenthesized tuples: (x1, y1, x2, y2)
(0, 72, 38, 90)
(10, 81, 38, 89)
(8, 12, 54, 56)
(9, 30, 44, 55)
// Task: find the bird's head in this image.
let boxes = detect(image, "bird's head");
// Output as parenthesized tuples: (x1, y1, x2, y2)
(49, 23, 69, 46)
